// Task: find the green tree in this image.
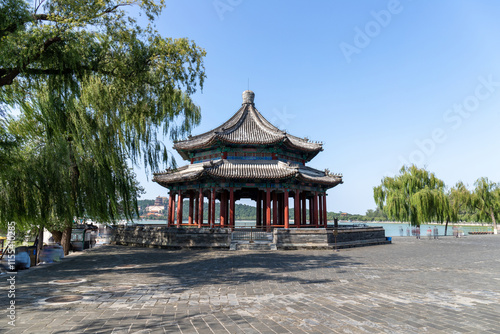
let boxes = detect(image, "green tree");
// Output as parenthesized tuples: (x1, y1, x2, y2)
(365, 207, 388, 221)
(471, 177, 499, 234)
(0, 0, 205, 255)
(374, 165, 450, 226)
(446, 181, 470, 235)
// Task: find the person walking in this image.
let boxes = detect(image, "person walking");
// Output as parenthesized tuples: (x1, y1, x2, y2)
(433, 226, 438, 239)
(416, 226, 420, 239)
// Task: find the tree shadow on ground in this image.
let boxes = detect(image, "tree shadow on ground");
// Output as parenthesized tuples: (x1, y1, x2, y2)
(4, 245, 367, 333)
(15, 245, 364, 288)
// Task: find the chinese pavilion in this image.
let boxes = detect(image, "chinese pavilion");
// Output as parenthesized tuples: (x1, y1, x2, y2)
(153, 90, 343, 229)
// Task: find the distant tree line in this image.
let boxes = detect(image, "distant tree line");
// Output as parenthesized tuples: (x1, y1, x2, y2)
(137, 201, 269, 221)
(328, 207, 388, 222)
(136, 200, 388, 222)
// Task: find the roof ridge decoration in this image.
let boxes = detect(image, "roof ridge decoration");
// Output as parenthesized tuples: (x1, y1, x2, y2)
(202, 159, 224, 168)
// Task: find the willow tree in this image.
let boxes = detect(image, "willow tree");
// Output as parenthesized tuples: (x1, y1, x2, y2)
(0, 0, 206, 254)
(471, 178, 499, 234)
(374, 165, 450, 226)
(446, 181, 471, 235)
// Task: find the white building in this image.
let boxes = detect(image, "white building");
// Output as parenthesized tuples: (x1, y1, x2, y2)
(146, 205, 165, 214)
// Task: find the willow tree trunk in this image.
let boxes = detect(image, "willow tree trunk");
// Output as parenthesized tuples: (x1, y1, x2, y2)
(50, 230, 63, 243)
(61, 226, 72, 255)
(444, 220, 449, 236)
(491, 209, 498, 234)
(36, 227, 44, 265)
(65, 138, 78, 255)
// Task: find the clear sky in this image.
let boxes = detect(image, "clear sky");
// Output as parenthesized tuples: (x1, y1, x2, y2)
(134, 0, 500, 214)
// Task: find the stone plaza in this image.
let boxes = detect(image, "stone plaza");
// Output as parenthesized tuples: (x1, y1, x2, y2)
(2, 235, 500, 333)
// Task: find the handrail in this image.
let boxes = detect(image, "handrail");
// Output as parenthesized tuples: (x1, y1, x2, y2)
(232, 227, 270, 242)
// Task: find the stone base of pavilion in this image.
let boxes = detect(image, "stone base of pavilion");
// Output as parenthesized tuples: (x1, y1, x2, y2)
(110, 225, 391, 250)
(276, 227, 390, 250)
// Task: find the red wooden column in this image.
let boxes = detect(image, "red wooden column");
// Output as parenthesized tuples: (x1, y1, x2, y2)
(194, 195, 199, 227)
(227, 193, 230, 224)
(222, 191, 225, 227)
(211, 188, 216, 228)
(207, 189, 212, 227)
(294, 190, 300, 227)
(256, 191, 261, 227)
(301, 192, 307, 226)
(220, 190, 227, 227)
(229, 187, 235, 228)
(198, 189, 204, 227)
(177, 192, 183, 227)
(323, 192, 328, 225)
(225, 191, 229, 226)
(313, 192, 318, 227)
(284, 189, 289, 229)
(207, 190, 212, 227)
(188, 192, 194, 225)
(318, 193, 323, 227)
(272, 191, 277, 226)
(266, 188, 271, 230)
(261, 190, 266, 227)
(167, 191, 174, 227)
(309, 197, 314, 226)
(171, 192, 177, 226)
(277, 193, 283, 226)
(281, 193, 285, 225)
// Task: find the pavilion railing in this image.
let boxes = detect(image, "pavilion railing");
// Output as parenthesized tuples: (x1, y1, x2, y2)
(232, 227, 271, 243)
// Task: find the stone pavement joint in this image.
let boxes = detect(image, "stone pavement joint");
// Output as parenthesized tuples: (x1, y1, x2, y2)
(1, 235, 500, 333)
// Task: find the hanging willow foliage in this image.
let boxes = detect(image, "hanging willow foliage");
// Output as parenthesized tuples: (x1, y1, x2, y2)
(448, 182, 470, 223)
(373, 165, 451, 226)
(1, 87, 144, 252)
(472, 177, 499, 233)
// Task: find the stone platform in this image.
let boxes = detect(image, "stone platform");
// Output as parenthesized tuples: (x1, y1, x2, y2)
(111, 226, 390, 250)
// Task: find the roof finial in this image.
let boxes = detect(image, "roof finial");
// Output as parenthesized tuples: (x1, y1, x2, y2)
(242, 90, 255, 104)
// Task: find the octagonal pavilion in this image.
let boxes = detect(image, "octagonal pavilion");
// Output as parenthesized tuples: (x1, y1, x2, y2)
(153, 90, 343, 229)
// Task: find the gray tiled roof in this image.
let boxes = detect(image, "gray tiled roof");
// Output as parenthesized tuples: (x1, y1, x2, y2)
(174, 100, 322, 157)
(206, 160, 298, 179)
(153, 159, 342, 187)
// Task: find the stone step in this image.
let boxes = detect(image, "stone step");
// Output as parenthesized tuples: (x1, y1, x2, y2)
(231, 231, 273, 243)
(230, 242, 277, 251)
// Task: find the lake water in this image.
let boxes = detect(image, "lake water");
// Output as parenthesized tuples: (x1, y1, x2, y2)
(132, 220, 493, 237)
(359, 222, 493, 236)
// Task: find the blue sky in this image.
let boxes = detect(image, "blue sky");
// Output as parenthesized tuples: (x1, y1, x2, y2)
(134, 0, 500, 214)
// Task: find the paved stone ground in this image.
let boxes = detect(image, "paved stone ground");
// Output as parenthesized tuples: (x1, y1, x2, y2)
(1, 235, 500, 333)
